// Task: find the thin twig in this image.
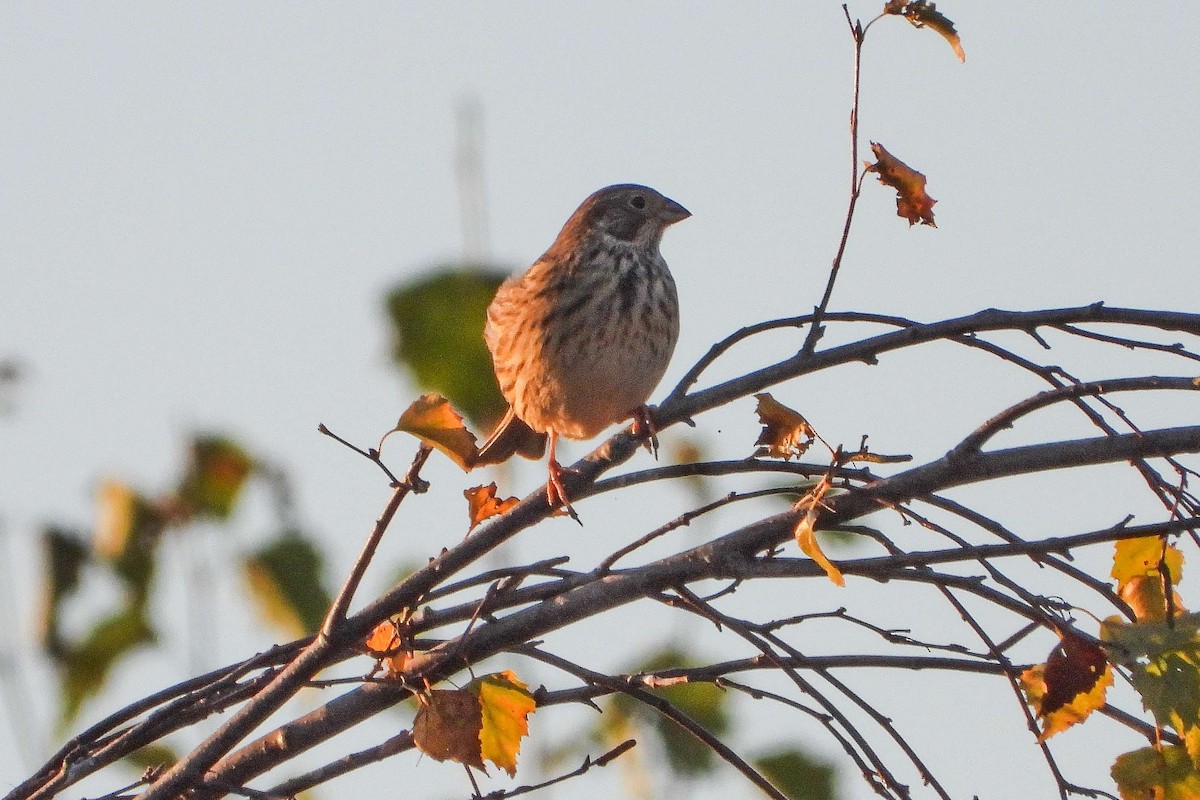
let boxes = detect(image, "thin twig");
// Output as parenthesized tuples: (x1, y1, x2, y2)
(317, 423, 402, 485)
(950, 376, 1200, 457)
(597, 487, 799, 573)
(478, 740, 637, 799)
(267, 733, 413, 797)
(800, 6, 869, 358)
(322, 444, 433, 635)
(521, 647, 790, 800)
(665, 586, 938, 798)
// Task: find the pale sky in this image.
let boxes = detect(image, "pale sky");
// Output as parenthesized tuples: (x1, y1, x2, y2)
(3, 5, 1200, 799)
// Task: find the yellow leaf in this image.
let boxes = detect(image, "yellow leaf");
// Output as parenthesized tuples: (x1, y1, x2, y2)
(464, 483, 520, 531)
(94, 480, 139, 561)
(865, 143, 937, 227)
(885, 0, 965, 62)
(1187, 726, 1200, 770)
(794, 477, 843, 587)
(753, 393, 816, 460)
(412, 689, 485, 772)
(469, 670, 536, 778)
(389, 393, 479, 471)
(1113, 536, 1184, 586)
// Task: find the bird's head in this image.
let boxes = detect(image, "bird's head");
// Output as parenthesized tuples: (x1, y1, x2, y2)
(558, 184, 690, 253)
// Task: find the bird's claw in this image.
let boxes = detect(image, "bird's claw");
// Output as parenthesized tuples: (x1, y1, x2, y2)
(546, 459, 582, 525)
(631, 405, 661, 459)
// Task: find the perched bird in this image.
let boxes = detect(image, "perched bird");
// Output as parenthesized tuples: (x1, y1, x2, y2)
(478, 184, 690, 519)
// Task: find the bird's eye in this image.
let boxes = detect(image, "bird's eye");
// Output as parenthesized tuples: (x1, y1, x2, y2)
(629, 194, 647, 210)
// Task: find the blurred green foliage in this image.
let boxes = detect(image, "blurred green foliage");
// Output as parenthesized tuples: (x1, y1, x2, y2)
(177, 435, 254, 520)
(38, 432, 329, 726)
(244, 531, 332, 636)
(384, 265, 509, 429)
(39, 527, 89, 658)
(58, 609, 155, 725)
(755, 747, 838, 800)
(126, 743, 179, 772)
(615, 646, 733, 776)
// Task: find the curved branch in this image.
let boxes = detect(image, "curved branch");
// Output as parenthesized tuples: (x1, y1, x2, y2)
(665, 306, 1200, 435)
(951, 376, 1200, 457)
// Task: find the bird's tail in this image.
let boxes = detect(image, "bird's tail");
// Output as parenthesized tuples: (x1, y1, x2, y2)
(475, 406, 548, 465)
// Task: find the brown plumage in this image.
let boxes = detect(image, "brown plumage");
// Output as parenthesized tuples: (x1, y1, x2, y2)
(478, 184, 690, 518)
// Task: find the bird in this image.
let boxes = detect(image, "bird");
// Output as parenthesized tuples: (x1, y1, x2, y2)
(477, 183, 690, 520)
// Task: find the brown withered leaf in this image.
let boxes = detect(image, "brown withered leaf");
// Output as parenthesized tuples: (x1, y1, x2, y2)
(1020, 633, 1113, 739)
(754, 393, 816, 460)
(410, 671, 536, 777)
(464, 483, 520, 531)
(1039, 634, 1109, 716)
(387, 393, 479, 471)
(885, 1, 965, 62)
(412, 689, 486, 772)
(866, 142, 937, 227)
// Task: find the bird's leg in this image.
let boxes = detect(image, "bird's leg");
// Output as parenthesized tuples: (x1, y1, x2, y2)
(630, 404, 661, 458)
(545, 431, 582, 524)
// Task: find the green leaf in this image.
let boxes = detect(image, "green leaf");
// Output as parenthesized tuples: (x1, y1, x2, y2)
(754, 747, 838, 800)
(1106, 614, 1200, 742)
(59, 609, 155, 725)
(1105, 613, 1200, 666)
(385, 266, 509, 429)
(177, 434, 254, 520)
(1112, 745, 1200, 800)
(244, 531, 331, 636)
(652, 679, 729, 775)
(1132, 649, 1200, 739)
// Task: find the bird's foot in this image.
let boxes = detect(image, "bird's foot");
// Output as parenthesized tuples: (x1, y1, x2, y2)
(631, 405, 661, 459)
(546, 458, 582, 525)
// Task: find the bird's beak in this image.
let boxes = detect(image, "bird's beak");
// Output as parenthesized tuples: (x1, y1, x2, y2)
(658, 196, 691, 225)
